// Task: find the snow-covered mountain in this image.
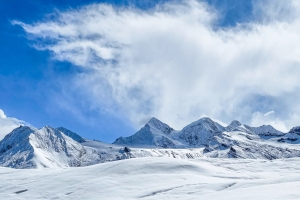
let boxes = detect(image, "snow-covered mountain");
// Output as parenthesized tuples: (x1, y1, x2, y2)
(114, 117, 285, 148)
(113, 117, 226, 148)
(0, 126, 101, 168)
(178, 117, 225, 146)
(277, 126, 300, 143)
(113, 117, 300, 160)
(1, 117, 300, 169)
(114, 117, 178, 148)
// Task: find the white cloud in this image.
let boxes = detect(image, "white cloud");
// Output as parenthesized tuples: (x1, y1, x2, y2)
(15, 0, 300, 130)
(0, 109, 6, 118)
(263, 111, 275, 117)
(0, 109, 25, 140)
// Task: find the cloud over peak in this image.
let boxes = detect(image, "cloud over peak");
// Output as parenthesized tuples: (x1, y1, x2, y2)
(0, 109, 25, 139)
(0, 109, 7, 118)
(15, 0, 300, 132)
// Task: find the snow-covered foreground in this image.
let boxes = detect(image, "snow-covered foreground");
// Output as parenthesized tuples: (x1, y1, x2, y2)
(1, 157, 300, 200)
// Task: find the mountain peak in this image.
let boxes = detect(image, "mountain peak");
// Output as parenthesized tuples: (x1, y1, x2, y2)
(113, 117, 176, 147)
(229, 120, 242, 127)
(289, 126, 300, 134)
(0, 126, 98, 168)
(225, 120, 242, 132)
(199, 117, 213, 122)
(145, 117, 174, 134)
(147, 117, 162, 125)
(179, 117, 225, 146)
(3, 125, 36, 140)
(250, 124, 284, 136)
(187, 117, 224, 130)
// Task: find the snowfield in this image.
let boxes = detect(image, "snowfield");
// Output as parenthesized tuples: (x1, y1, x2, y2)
(1, 157, 300, 199)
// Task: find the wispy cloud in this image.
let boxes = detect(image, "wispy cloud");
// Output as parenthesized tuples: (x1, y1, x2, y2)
(14, 0, 300, 132)
(0, 109, 25, 139)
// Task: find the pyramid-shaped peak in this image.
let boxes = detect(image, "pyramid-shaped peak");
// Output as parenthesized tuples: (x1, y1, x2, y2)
(229, 120, 242, 127)
(147, 117, 161, 124)
(147, 117, 167, 127)
(184, 117, 225, 132)
(146, 117, 174, 134)
(147, 117, 164, 124)
(192, 117, 220, 126)
(189, 117, 215, 126)
(199, 117, 213, 121)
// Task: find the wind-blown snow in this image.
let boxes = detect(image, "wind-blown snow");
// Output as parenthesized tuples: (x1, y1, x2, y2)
(1, 157, 300, 199)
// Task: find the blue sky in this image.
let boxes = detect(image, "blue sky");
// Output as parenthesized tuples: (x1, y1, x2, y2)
(1, 0, 300, 142)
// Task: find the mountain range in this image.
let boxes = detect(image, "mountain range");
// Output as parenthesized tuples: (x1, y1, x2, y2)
(1, 117, 300, 168)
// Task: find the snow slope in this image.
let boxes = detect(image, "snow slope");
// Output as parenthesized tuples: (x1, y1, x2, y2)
(1, 157, 300, 199)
